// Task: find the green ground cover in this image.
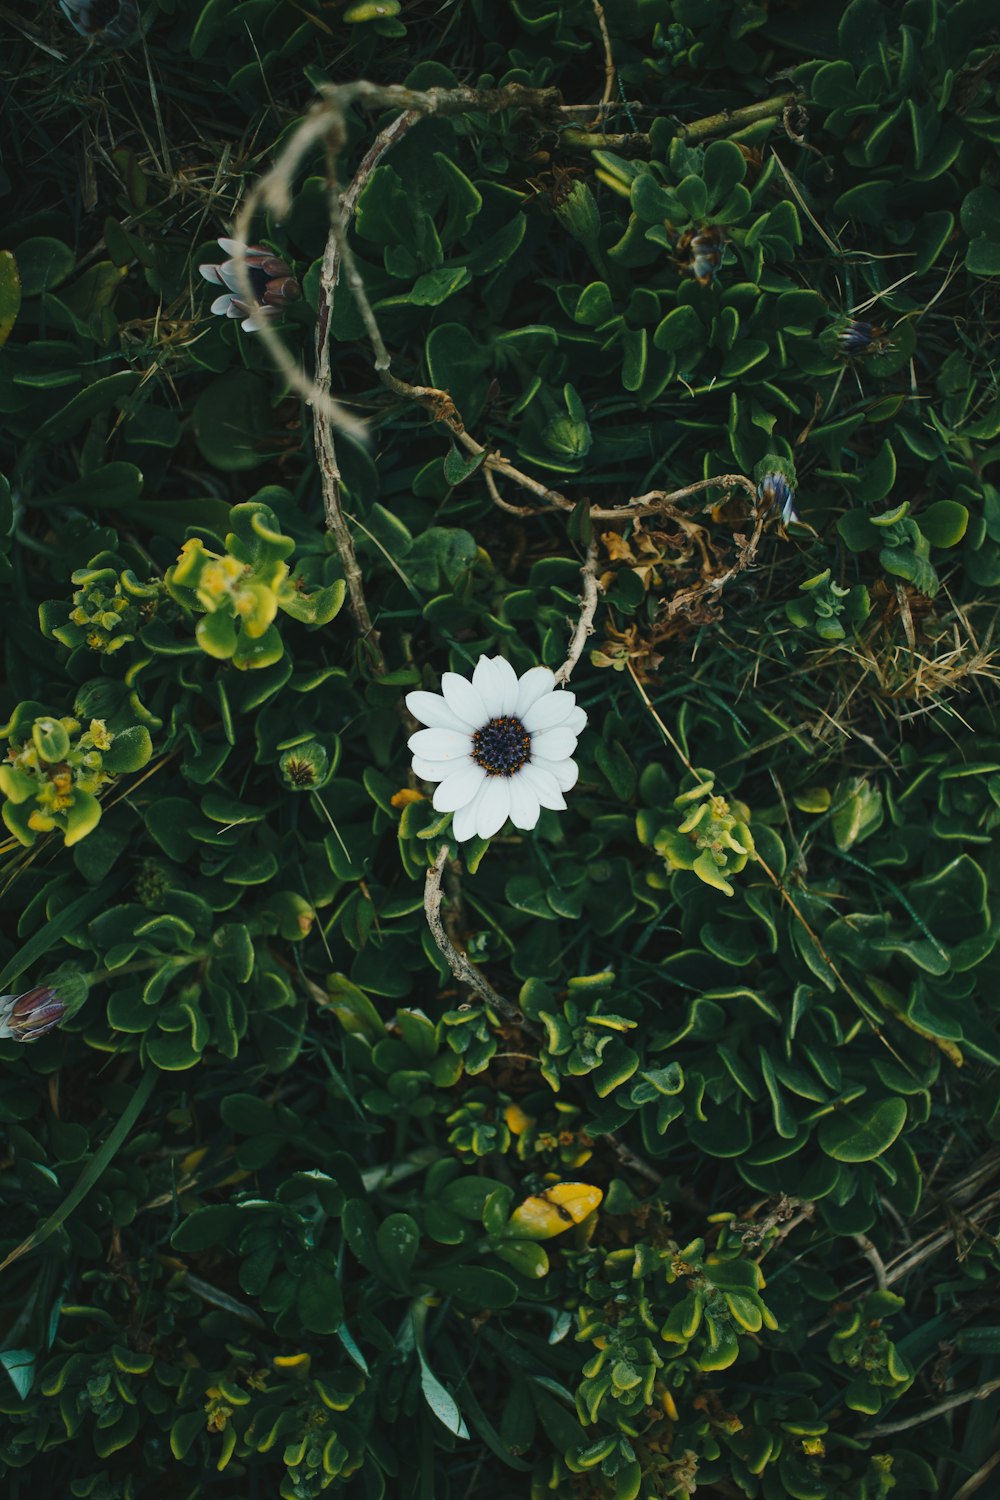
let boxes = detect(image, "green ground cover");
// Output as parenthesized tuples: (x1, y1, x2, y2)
(1, 1, 1000, 1496)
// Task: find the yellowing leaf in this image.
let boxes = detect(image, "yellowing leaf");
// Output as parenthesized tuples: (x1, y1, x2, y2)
(506, 1182, 603, 1240)
(0, 250, 21, 350)
(504, 1102, 534, 1135)
(273, 1353, 311, 1371)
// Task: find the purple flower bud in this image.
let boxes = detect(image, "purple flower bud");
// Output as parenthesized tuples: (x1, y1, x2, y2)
(199, 239, 301, 333)
(757, 472, 799, 527)
(837, 320, 874, 355)
(0, 986, 66, 1043)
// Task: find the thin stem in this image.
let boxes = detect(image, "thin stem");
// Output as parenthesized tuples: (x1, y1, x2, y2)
(310, 113, 417, 672)
(555, 539, 602, 684)
(864, 1377, 1000, 1438)
(424, 846, 523, 1025)
(677, 93, 800, 142)
(853, 1232, 888, 1291)
(591, 0, 615, 109)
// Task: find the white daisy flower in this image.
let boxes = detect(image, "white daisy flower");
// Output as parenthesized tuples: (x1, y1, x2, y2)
(406, 656, 587, 843)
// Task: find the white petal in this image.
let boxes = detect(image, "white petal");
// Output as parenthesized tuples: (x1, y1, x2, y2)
(241, 316, 263, 332)
(531, 727, 578, 761)
(473, 656, 504, 716)
(441, 672, 488, 729)
(408, 728, 471, 762)
(412, 754, 470, 783)
(225, 301, 244, 319)
(433, 764, 486, 813)
(493, 656, 521, 714)
(519, 762, 567, 811)
(523, 691, 578, 734)
(533, 755, 579, 793)
(516, 666, 556, 718)
(508, 775, 541, 831)
(210, 293, 235, 315)
(564, 706, 588, 735)
(218, 237, 245, 256)
(476, 777, 511, 840)
(452, 783, 486, 842)
(200, 264, 225, 284)
(405, 690, 469, 733)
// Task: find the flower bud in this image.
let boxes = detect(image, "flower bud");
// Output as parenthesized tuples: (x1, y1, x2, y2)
(757, 471, 798, 526)
(837, 319, 875, 354)
(553, 182, 602, 255)
(199, 240, 302, 334)
(0, 986, 66, 1042)
(279, 742, 330, 791)
(755, 455, 799, 527)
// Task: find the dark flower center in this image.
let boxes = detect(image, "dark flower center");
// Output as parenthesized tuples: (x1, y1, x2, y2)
(245, 266, 271, 302)
(472, 716, 531, 777)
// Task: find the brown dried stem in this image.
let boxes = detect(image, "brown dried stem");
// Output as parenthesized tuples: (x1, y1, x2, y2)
(424, 846, 524, 1025)
(230, 80, 561, 435)
(591, 0, 616, 109)
(554, 539, 602, 685)
(310, 111, 419, 670)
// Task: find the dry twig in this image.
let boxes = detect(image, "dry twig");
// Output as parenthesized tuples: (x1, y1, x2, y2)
(591, 0, 616, 109)
(555, 539, 602, 685)
(310, 110, 419, 670)
(424, 847, 523, 1025)
(863, 1376, 1000, 1438)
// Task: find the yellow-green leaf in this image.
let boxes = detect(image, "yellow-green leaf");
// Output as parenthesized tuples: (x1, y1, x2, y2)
(0, 250, 21, 350)
(506, 1182, 603, 1240)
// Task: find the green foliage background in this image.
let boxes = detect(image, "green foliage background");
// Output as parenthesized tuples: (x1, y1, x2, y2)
(2, 1, 1000, 1496)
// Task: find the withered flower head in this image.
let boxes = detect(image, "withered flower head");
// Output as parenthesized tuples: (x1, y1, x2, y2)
(0, 986, 66, 1043)
(199, 239, 301, 334)
(757, 471, 799, 527)
(60, 0, 139, 45)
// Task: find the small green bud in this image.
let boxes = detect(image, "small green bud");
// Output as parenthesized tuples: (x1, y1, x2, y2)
(279, 742, 329, 791)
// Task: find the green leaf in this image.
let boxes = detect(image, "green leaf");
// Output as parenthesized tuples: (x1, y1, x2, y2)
(171, 1205, 239, 1252)
(36, 372, 141, 440)
(196, 609, 238, 659)
(702, 140, 747, 206)
(0, 1071, 157, 1273)
(818, 1098, 907, 1161)
(376, 1212, 420, 1283)
(409, 266, 472, 305)
(961, 185, 1000, 241)
(854, 439, 895, 503)
(418, 1350, 469, 1439)
(15, 237, 75, 295)
(102, 726, 153, 774)
(193, 371, 272, 472)
(425, 1266, 519, 1308)
(919, 500, 968, 548)
(653, 304, 702, 352)
(443, 444, 484, 486)
(297, 1258, 344, 1335)
(720, 339, 769, 378)
(966, 236, 1000, 277)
